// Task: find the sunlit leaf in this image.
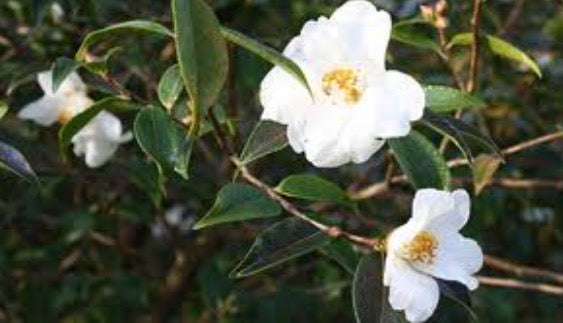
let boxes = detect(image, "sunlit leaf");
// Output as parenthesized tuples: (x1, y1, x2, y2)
(172, 0, 228, 112)
(134, 106, 192, 179)
(0, 141, 37, 183)
(472, 154, 503, 195)
(231, 217, 331, 278)
(424, 85, 486, 112)
(157, 64, 184, 110)
(388, 131, 451, 190)
(75, 20, 173, 60)
(275, 174, 350, 207)
(239, 120, 288, 165)
(448, 33, 541, 78)
(194, 183, 281, 230)
(0, 101, 7, 120)
(221, 27, 312, 96)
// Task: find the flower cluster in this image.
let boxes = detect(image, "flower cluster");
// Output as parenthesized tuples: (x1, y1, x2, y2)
(18, 71, 131, 168)
(259, 1, 484, 322)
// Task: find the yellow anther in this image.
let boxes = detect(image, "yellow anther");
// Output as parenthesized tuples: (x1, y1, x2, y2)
(321, 68, 364, 104)
(403, 231, 439, 264)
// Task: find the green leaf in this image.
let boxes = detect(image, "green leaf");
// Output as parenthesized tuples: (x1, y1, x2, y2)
(231, 217, 331, 278)
(239, 120, 288, 165)
(275, 174, 350, 206)
(0, 141, 37, 183)
(436, 279, 478, 322)
(172, 0, 229, 112)
(157, 64, 184, 110)
(320, 240, 360, 275)
(59, 96, 137, 150)
(221, 27, 312, 96)
(0, 101, 7, 120)
(388, 131, 450, 190)
(194, 183, 281, 230)
(134, 106, 192, 179)
(472, 154, 503, 195)
(391, 25, 442, 54)
(82, 46, 122, 75)
(449, 33, 541, 78)
(352, 254, 406, 323)
(51, 57, 81, 92)
(419, 111, 501, 164)
(75, 20, 173, 60)
(424, 85, 486, 113)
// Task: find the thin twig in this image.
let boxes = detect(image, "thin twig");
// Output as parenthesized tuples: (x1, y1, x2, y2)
(466, 0, 483, 93)
(478, 276, 563, 296)
(499, 0, 525, 36)
(455, 177, 563, 190)
(485, 255, 563, 284)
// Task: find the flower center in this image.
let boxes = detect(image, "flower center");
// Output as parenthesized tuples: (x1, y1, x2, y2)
(402, 231, 438, 264)
(57, 106, 74, 124)
(321, 68, 364, 105)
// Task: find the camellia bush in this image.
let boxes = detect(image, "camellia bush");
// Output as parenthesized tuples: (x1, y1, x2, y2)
(1, 0, 562, 322)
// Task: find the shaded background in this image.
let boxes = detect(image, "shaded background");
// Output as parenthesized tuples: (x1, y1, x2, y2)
(0, 0, 562, 321)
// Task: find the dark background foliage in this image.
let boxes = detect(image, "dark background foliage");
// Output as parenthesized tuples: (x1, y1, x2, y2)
(0, 0, 562, 322)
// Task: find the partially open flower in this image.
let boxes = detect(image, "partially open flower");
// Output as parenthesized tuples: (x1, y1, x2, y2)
(260, 0, 425, 167)
(384, 189, 483, 322)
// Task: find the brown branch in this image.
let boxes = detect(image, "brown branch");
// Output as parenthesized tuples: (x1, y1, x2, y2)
(478, 276, 563, 296)
(466, 0, 483, 93)
(485, 255, 563, 284)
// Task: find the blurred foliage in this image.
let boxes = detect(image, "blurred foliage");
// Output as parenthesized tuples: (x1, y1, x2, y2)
(0, 0, 563, 322)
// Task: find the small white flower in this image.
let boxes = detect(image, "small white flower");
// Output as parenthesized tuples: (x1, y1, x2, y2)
(50, 2, 65, 24)
(18, 70, 90, 126)
(259, 0, 425, 167)
(71, 111, 132, 168)
(383, 189, 483, 322)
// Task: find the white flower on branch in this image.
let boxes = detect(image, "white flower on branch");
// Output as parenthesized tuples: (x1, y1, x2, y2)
(384, 189, 483, 322)
(259, 0, 424, 167)
(18, 71, 131, 168)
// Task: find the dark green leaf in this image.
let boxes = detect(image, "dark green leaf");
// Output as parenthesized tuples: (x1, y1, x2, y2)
(448, 33, 541, 78)
(134, 106, 192, 179)
(51, 57, 81, 92)
(320, 240, 360, 275)
(59, 96, 137, 150)
(75, 20, 173, 60)
(172, 0, 229, 111)
(472, 154, 503, 195)
(352, 254, 406, 323)
(420, 111, 501, 164)
(388, 131, 451, 190)
(275, 174, 350, 206)
(391, 25, 442, 54)
(157, 65, 184, 110)
(424, 85, 486, 112)
(194, 183, 281, 230)
(221, 27, 312, 96)
(0, 141, 37, 183)
(232, 217, 331, 278)
(239, 120, 288, 164)
(436, 278, 478, 322)
(82, 46, 122, 75)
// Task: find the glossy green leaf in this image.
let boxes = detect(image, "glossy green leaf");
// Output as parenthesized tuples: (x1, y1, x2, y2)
(172, 0, 229, 112)
(221, 27, 312, 96)
(82, 47, 122, 75)
(134, 106, 192, 179)
(449, 33, 541, 78)
(388, 131, 450, 190)
(239, 120, 288, 165)
(391, 25, 442, 54)
(75, 20, 173, 60)
(420, 111, 501, 164)
(0, 101, 7, 120)
(0, 141, 37, 183)
(275, 174, 350, 206)
(231, 217, 331, 278)
(352, 254, 406, 323)
(51, 57, 81, 92)
(320, 240, 360, 275)
(59, 96, 137, 150)
(157, 64, 184, 110)
(436, 279, 478, 322)
(194, 183, 281, 230)
(472, 154, 503, 195)
(424, 85, 486, 112)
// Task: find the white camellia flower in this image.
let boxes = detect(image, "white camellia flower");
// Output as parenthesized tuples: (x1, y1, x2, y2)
(18, 70, 131, 168)
(259, 0, 425, 167)
(384, 189, 483, 322)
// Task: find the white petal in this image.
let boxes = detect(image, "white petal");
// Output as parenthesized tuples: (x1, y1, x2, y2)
(330, 0, 392, 70)
(414, 232, 483, 290)
(385, 70, 425, 122)
(385, 256, 439, 322)
(18, 96, 62, 126)
(82, 138, 120, 168)
(412, 189, 456, 227)
(38, 70, 86, 96)
(359, 86, 412, 138)
(287, 121, 305, 153)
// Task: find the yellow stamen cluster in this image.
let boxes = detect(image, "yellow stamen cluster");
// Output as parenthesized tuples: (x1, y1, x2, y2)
(321, 68, 363, 104)
(403, 231, 438, 264)
(57, 107, 74, 124)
